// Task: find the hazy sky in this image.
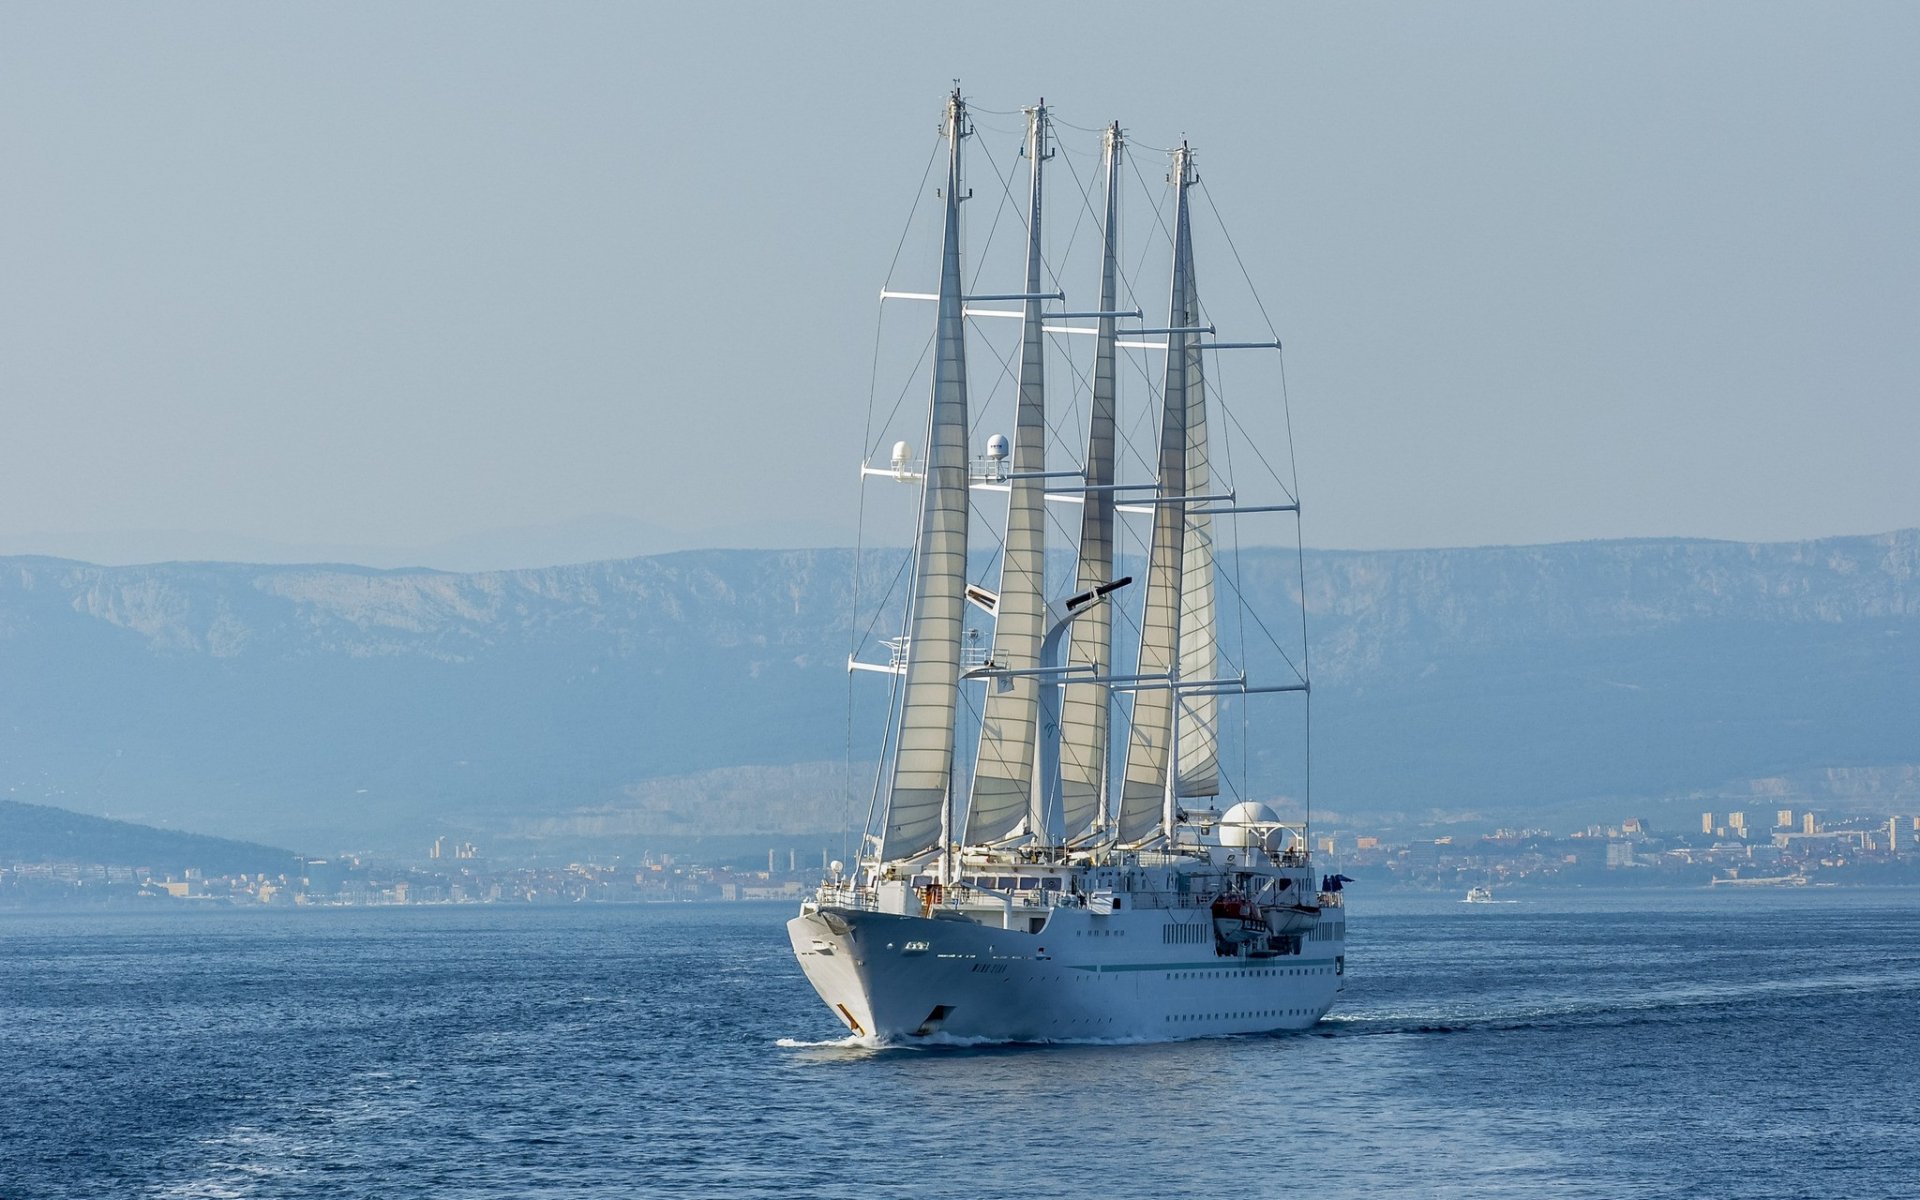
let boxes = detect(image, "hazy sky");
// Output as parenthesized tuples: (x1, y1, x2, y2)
(2, 2, 1915, 567)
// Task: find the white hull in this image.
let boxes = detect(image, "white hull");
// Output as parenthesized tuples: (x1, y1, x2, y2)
(789, 900, 1345, 1043)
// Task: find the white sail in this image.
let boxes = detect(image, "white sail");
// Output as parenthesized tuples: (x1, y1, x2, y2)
(881, 92, 971, 862)
(1116, 145, 1200, 845)
(1057, 120, 1123, 842)
(965, 102, 1049, 846)
(1173, 146, 1219, 800)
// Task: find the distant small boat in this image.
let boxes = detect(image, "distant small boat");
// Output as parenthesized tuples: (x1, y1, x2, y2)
(1464, 886, 1495, 903)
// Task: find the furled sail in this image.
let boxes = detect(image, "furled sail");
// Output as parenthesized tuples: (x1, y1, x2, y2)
(1057, 120, 1124, 842)
(1116, 144, 1199, 845)
(880, 92, 971, 862)
(965, 102, 1049, 846)
(1172, 146, 1219, 800)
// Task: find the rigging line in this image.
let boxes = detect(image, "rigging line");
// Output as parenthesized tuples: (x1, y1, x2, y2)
(969, 491, 1009, 567)
(1044, 124, 1099, 300)
(1214, 388, 1299, 507)
(1278, 345, 1308, 606)
(862, 290, 888, 463)
(853, 549, 915, 661)
(843, 654, 854, 870)
(1213, 747, 1247, 811)
(1302, 689, 1312, 836)
(1049, 137, 1102, 166)
(862, 654, 906, 865)
(1125, 148, 1177, 270)
(991, 502, 1046, 611)
(867, 328, 938, 463)
(1195, 179, 1283, 342)
(1045, 330, 1093, 459)
(847, 371, 881, 867)
(855, 139, 938, 864)
(1111, 313, 1168, 475)
(967, 115, 1029, 142)
(855, 139, 936, 863)
(1049, 112, 1113, 135)
(1116, 169, 1170, 323)
(1191, 288, 1297, 505)
(1053, 122, 1111, 243)
(1211, 553, 1306, 685)
(881, 133, 948, 292)
(965, 126, 1022, 293)
(1117, 371, 1162, 482)
(965, 313, 1021, 438)
(955, 673, 992, 819)
(1044, 185, 1091, 300)
(1187, 298, 1297, 503)
(1279, 346, 1312, 832)
(1214, 346, 1252, 791)
(865, 168, 938, 467)
(1041, 501, 1082, 586)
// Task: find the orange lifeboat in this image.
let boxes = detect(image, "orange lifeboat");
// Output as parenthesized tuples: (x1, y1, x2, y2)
(1211, 894, 1263, 948)
(1211, 894, 1255, 921)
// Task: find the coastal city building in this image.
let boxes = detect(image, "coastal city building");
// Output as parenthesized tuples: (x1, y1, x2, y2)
(7, 805, 1917, 908)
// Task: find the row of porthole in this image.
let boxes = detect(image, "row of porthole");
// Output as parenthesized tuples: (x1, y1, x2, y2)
(1169, 1009, 1319, 1022)
(1165, 967, 1333, 980)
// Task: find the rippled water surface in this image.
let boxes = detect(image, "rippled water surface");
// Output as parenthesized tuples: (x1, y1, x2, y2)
(4, 889, 1917, 1198)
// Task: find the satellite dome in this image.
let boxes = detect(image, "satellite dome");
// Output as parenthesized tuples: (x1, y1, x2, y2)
(891, 440, 912, 466)
(985, 433, 1010, 460)
(1218, 800, 1280, 848)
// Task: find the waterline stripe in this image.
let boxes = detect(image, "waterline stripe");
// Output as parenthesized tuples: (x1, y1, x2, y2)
(1066, 959, 1339, 973)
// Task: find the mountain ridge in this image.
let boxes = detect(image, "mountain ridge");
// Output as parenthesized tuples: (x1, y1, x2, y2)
(2, 529, 1914, 852)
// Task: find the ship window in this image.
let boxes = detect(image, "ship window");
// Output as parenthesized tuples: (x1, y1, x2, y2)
(912, 875, 932, 887)
(997, 876, 1019, 890)
(1042, 877, 1062, 890)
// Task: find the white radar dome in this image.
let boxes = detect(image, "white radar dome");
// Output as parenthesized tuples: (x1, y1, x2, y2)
(1218, 800, 1280, 848)
(985, 433, 1010, 460)
(891, 441, 912, 466)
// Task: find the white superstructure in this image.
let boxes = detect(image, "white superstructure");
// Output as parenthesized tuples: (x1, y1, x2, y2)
(791, 90, 1339, 1043)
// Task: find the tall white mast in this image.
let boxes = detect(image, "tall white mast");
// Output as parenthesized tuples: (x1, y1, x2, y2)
(965, 100, 1050, 846)
(1117, 142, 1200, 846)
(1057, 121, 1124, 843)
(878, 89, 972, 864)
(1172, 143, 1220, 808)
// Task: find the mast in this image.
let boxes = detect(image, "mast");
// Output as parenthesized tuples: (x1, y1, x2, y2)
(1117, 142, 1198, 846)
(878, 89, 972, 864)
(1172, 143, 1220, 807)
(965, 100, 1050, 846)
(1057, 120, 1123, 843)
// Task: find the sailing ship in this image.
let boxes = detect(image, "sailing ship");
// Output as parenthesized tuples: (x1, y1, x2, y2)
(788, 90, 1344, 1042)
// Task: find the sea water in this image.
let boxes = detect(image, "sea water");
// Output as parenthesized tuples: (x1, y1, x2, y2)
(3, 888, 1916, 1199)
